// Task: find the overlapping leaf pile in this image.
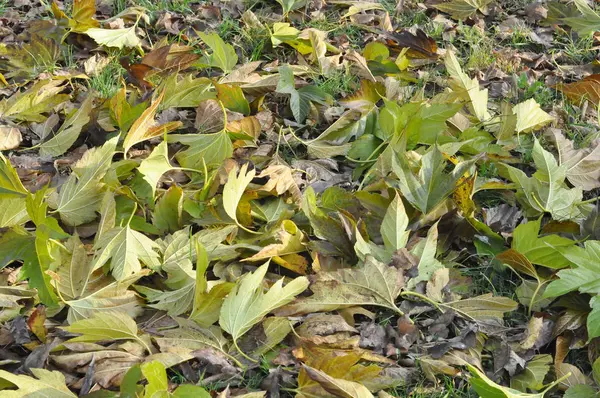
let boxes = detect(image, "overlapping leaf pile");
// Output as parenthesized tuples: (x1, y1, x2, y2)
(2, 0, 600, 397)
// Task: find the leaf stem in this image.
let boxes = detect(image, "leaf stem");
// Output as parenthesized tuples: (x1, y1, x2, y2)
(233, 339, 257, 364)
(400, 290, 443, 313)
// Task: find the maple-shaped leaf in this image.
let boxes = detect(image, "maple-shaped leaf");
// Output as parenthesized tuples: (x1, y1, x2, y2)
(0, 154, 27, 197)
(501, 139, 583, 220)
(548, 129, 600, 190)
(215, 82, 251, 115)
(138, 140, 174, 199)
(0, 79, 69, 122)
(69, 0, 100, 32)
(444, 293, 518, 321)
(0, 34, 61, 82)
(391, 146, 475, 214)
(445, 51, 490, 122)
(198, 32, 238, 73)
(39, 94, 93, 157)
(141, 361, 211, 398)
(513, 99, 554, 134)
(123, 91, 182, 156)
(169, 130, 233, 170)
(159, 74, 214, 109)
(434, 0, 492, 20)
(277, 256, 404, 316)
(0, 368, 77, 398)
(62, 310, 152, 352)
(92, 224, 161, 281)
(276, 64, 330, 123)
(51, 137, 117, 226)
(85, 26, 141, 49)
(219, 261, 309, 347)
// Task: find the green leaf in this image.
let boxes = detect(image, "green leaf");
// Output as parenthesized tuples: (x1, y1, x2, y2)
(277, 256, 403, 316)
(92, 224, 161, 281)
(511, 355, 552, 392)
(445, 51, 490, 122)
(391, 146, 474, 214)
(564, 385, 600, 398)
(198, 32, 237, 73)
(39, 94, 93, 157)
(0, 154, 27, 197)
(444, 293, 518, 321)
(0, 80, 69, 122)
(85, 26, 141, 49)
(138, 140, 174, 199)
(467, 363, 557, 398)
(563, 0, 600, 36)
(434, 0, 492, 20)
(62, 310, 151, 352)
(191, 240, 234, 326)
(52, 137, 117, 226)
(276, 65, 329, 123)
(0, 368, 77, 397)
(502, 139, 582, 220)
(219, 261, 309, 343)
(511, 219, 575, 269)
(589, 296, 600, 341)
(411, 221, 444, 286)
(215, 83, 250, 115)
(152, 185, 183, 235)
(223, 163, 256, 230)
(141, 361, 168, 398)
(169, 130, 233, 170)
(159, 74, 215, 109)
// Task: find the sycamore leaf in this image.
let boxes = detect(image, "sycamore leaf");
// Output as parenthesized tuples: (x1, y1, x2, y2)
(62, 311, 151, 352)
(380, 193, 410, 253)
(64, 271, 146, 323)
(257, 164, 302, 203)
(501, 139, 582, 220)
(243, 220, 306, 266)
(513, 99, 554, 134)
(555, 74, 600, 106)
(543, 241, 600, 299)
(190, 241, 234, 326)
(92, 224, 161, 281)
(445, 51, 490, 122)
(169, 130, 233, 170)
(159, 74, 215, 109)
(434, 0, 492, 20)
(198, 32, 238, 73)
(123, 91, 182, 156)
(391, 146, 475, 214)
(276, 65, 330, 123)
(138, 140, 174, 199)
(0, 79, 69, 122)
(0, 34, 61, 82)
(0, 368, 77, 398)
(277, 256, 403, 316)
(219, 261, 309, 343)
(152, 185, 183, 234)
(563, 0, 600, 36)
(39, 94, 93, 157)
(0, 154, 27, 197)
(215, 83, 250, 115)
(85, 26, 142, 49)
(69, 0, 100, 32)
(510, 219, 575, 269)
(141, 361, 212, 398)
(53, 234, 94, 301)
(52, 137, 117, 226)
(223, 163, 256, 229)
(467, 363, 560, 398)
(411, 221, 444, 286)
(443, 293, 518, 321)
(511, 355, 552, 392)
(548, 129, 600, 190)
(302, 365, 374, 398)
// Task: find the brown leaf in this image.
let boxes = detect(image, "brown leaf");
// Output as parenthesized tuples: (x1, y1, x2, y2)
(555, 74, 600, 105)
(27, 306, 47, 343)
(384, 29, 438, 59)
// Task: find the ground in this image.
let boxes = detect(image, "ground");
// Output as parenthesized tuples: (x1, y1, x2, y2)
(1, 0, 600, 397)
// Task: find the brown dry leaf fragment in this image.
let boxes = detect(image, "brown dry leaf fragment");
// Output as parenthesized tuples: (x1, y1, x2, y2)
(547, 129, 600, 190)
(555, 74, 600, 105)
(123, 90, 182, 156)
(384, 29, 438, 59)
(257, 164, 302, 203)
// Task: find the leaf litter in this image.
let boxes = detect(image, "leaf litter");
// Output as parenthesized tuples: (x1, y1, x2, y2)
(2, 0, 600, 397)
